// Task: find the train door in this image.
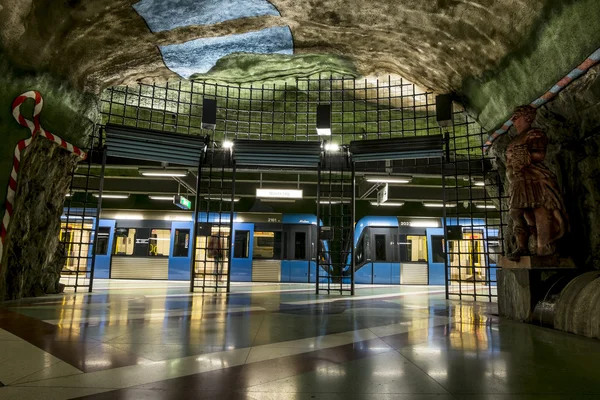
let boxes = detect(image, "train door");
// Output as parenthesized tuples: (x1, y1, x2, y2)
(448, 229, 486, 283)
(426, 228, 445, 285)
(59, 218, 94, 276)
(94, 219, 115, 279)
(251, 223, 283, 282)
(283, 224, 312, 283)
(308, 224, 318, 283)
(169, 221, 193, 280)
(230, 222, 253, 282)
(371, 227, 393, 284)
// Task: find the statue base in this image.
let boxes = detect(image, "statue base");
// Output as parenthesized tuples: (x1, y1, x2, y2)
(497, 255, 576, 322)
(499, 255, 576, 270)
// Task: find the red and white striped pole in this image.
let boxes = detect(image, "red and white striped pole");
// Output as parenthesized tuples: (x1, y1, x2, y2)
(0, 91, 87, 267)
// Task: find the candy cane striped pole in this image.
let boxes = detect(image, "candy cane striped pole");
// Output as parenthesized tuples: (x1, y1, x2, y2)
(0, 91, 87, 267)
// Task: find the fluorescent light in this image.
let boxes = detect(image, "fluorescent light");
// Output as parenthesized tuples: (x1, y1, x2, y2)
(222, 140, 234, 149)
(257, 188, 303, 199)
(324, 142, 340, 152)
(139, 169, 188, 177)
(318, 200, 349, 204)
(474, 181, 485, 187)
(65, 193, 72, 197)
(149, 195, 174, 201)
(476, 204, 497, 209)
(370, 201, 405, 207)
(61, 215, 82, 219)
(423, 202, 456, 208)
(207, 197, 240, 202)
(409, 220, 440, 228)
(365, 176, 411, 184)
(94, 193, 129, 199)
(115, 213, 143, 220)
(316, 128, 331, 136)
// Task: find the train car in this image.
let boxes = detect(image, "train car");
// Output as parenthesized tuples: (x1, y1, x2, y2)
(60, 210, 327, 283)
(347, 216, 499, 286)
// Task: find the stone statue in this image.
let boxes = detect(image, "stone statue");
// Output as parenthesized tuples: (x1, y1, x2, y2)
(506, 105, 568, 261)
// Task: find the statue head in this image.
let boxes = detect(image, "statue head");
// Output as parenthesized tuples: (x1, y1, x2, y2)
(511, 105, 537, 131)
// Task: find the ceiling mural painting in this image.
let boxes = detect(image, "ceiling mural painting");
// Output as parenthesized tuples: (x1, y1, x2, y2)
(159, 26, 294, 79)
(133, 0, 293, 79)
(133, 0, 281, 31)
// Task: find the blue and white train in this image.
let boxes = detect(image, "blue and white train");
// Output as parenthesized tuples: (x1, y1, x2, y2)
(59, 210, 498, 285)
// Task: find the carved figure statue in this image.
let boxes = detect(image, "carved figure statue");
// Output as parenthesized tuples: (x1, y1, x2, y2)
(505, 105, 567, 260)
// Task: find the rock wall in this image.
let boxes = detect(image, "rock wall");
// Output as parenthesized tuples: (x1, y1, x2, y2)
(490, 64, 600, 270)
(0, 136, 80, 300)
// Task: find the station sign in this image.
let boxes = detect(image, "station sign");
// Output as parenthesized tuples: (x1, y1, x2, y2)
(256, 188, 303, 199)
(376, 183, 389, 205)
(174, 195, 192, 210)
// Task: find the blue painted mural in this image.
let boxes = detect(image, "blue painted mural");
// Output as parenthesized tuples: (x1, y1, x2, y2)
(133, 0, 280, 32)
(159, 26, 294, 78)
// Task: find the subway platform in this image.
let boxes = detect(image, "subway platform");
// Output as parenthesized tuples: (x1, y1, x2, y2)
(0, 281, 599, 399)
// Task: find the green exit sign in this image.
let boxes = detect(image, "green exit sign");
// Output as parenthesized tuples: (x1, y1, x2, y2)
(174, 195, 192, 210)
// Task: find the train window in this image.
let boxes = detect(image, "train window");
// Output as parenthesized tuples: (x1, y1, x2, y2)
(95, 227, 111, 255)
(431, 235, 445, 263)
(374, 234, 386, 261)
(253, 231, 282, 259)
(173, 229, 190, 257)
(148, 229, 171, 256)
(234, 230, 249, 258)
(356, 236, 365, 265)
(400, 235, 428, 262)
(294, 232, 306, 259)
(114, 228, 136, 256)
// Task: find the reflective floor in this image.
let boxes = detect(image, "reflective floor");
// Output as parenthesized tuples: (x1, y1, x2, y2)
(1, 280, 599, 399)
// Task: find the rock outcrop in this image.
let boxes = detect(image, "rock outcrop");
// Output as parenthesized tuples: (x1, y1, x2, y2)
(0, 135, 80, 300)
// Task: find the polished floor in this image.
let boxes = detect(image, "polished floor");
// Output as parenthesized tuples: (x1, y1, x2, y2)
(0, 280, 599, 399)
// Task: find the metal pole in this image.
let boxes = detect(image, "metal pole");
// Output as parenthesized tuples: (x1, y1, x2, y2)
(442, 146, 449, 300)
(88, 145, 106, 293)
(227, 159, 236, 293)
(316, 163, 321, 295)
(190, 136, 209, 293)
(351, 161, 356, 296)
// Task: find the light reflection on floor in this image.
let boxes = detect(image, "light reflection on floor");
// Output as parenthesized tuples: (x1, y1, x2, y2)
(1, 282, 600, 399)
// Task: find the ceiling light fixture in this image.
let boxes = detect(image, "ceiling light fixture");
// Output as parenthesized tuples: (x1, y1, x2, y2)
(139, 169, 188, 177)
(323, 142, 340, 152)
(365, 176, 411, 184)
(149, 195, 175, 201)
(316, 104, 332, 136)
(476, 204, 497, 209)
(370, 201, 405, 207)
(423, 202, 456, 208)
(207, 196, 240, 202)
(94, 193, 129, 199)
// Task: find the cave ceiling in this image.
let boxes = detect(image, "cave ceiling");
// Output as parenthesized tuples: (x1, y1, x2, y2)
(0, 0, 599, 128)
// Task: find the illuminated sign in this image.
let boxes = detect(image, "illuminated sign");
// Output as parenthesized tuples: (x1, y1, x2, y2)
(256, 189, 303, 199)
(174, 195, 192, 210)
